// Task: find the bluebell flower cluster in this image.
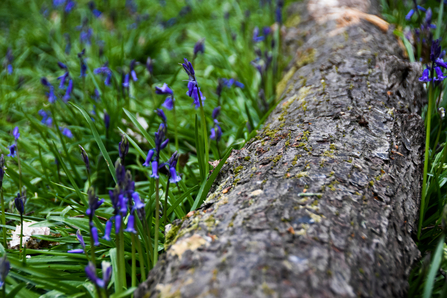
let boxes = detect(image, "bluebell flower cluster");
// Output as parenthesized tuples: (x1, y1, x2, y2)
(57, 62, 74, 102)
(123, 60, 138, 88)
(253, 27, 265, 43)
(41, 78, 57, 103)
(419, 39, 447, 82)
(61, 127, 74, 138)
(39, 110, 53, 127)
(94, 63, 112, 86)
(182, 58, 206, 109)
(79, 145, 90, 174)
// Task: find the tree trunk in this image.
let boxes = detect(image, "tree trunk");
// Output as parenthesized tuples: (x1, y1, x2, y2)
(136, 0, 425, 297)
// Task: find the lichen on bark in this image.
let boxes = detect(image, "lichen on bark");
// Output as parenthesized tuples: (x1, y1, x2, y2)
(135, 0, 425, 297)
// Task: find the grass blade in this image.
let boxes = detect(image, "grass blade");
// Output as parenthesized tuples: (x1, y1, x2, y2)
(423, 235, 445, 298)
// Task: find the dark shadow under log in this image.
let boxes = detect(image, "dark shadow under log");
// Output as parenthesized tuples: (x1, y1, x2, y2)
(136, 0, 425, 297)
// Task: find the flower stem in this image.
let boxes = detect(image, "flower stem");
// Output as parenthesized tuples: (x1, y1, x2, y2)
(119, 222, 126, 289)
(173, 101, 179, 154)
(164, 181, 170, 229)
(197, 90, 209, 175)
(19, 213, 23, 262)
(115, 232, 123, 294)
(135, 235, 146, 281)
(153, 178, 160, 265)
(131, 234, 137, 287)
(89, 227, 96, 266)
(419, 83, 434, 239)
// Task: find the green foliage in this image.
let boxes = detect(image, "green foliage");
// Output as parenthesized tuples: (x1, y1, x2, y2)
(0, 0, 290, 296)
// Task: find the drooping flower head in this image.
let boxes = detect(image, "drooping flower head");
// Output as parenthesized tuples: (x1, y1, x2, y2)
(155, 109, 167, 124)
(162, 96, 175, 110)
(39, 110, 53, 127)
(182, 58, 196, 87)
(193, 39, 205, 58)
(14, 193, 25, 216)
(67, 229, 86, 253)
(405, 5, 426, 20)
(61, 128, 74, 138)
(8, 144, 16, 158)
(12, 127, 19, 140)
(155, 83, 173, 95)
(119, 135, 129, 161)
(63, 79, 74, 102)
(88, 1, 102, 17)
(79, 145, 90, 174)
(187, 86, 206, 109)
(167, 151, 181, 184)
(210, 106, 222, 142)
(86, 187, 104, 218)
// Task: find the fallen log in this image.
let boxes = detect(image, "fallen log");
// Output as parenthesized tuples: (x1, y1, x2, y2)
(136, 0, 425, 297)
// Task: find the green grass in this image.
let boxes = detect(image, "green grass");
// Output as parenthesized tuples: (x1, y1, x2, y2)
(0, 0, 291, 296)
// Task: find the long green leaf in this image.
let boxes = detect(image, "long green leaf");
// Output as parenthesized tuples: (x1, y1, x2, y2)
(423, 235, 445, 298)
(192, 148, 232, 210)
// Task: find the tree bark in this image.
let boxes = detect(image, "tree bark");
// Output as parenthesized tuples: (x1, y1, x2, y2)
(136, 0, 425, 297)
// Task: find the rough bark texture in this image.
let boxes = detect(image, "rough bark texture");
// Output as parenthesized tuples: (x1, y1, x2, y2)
(136, 1, 425, 297)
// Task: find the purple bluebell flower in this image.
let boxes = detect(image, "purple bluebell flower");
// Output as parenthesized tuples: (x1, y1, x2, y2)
(0, 155, 5, 183)
(119, 135, 129, 161)
(434, 67, 446, 81)
(93, 88, 101, 101)
(94, 63, 112, 86)
(234, 81, 244, 88)
(253, 27, 264, 42)
(88, 1, 102, 17)
(406, 9, 416, 20)
(0, 255, 10, 288)
(85, 261, 112, 289)
(79, 145, 90, 173)
(68, 229, 86, 253)
(155, 109, 167, 124)
(80, 27, 93, 45)
(419, 68, 431, 82)
(151, 160, 159, 179)
(130, 60, 138, 81)
(210, 107, 222, 142)
(104, 111, 110, 130)
(431, 39, 442, 62)
(39, 110, 52, 126)
(8, 144, 16, 158)
(210, 125, 222, 141)
(65, 0, 76, 12)
(63, 79, 73, 102)
(263, 26, 272, 36)
(436, 58, 447, 69)
(124, 214, 137, 233)
(115, 214, 121, 233)
(167, 152, 181, 184)
(91, 226, 100, 246)
(212, 107, 221, 120)
(103, 218, 113, 241)
(275, 0, 283, 24)
(58, 72, 69, 89)
(132, 192, 145, 209)
(86, 189, 104, 217)
(119, 194, 127, 214)
(12, 127, 20, 140)
(78, 49, 87, 77)
(182, 58, 196, 83)
(61, 128, 74, 138)
(122, 73, 130, 88)
(162, 96, 175, 110)
(187, 86, 206, 109)
(193, 39, 205, 58)
(5, 49, 13, 75)
(222, 78, 244, 89)
(41, 78, 57, 103)
(143, 149, 154, 167)
(14, 193, 24, 215)
(155, 83, 173, 95)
